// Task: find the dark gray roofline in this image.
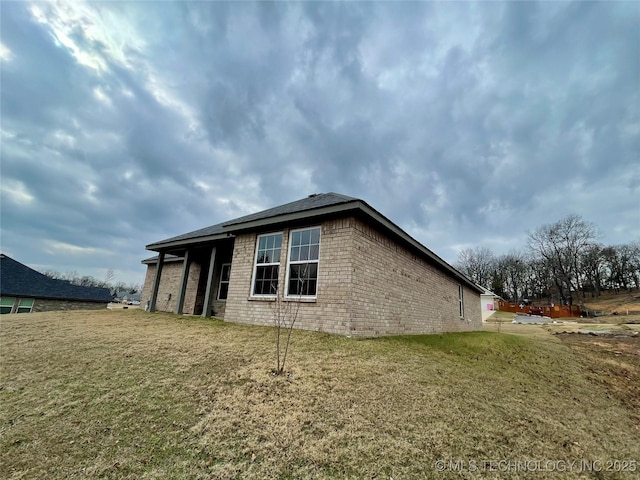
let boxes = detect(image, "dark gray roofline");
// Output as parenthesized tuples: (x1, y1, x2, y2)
(141, 254, 186, 265)
(222, 192, 357, 228)
(144, 196, 481, 293)
(1, 254, 113, 302)
(217, 202, 360, 233)
(215, 199, 479, 292)
(145, 202, 359, 250)
(355, 202, 483, 293)
(145, 193, 356, 250)
(146, 232, 231, 251)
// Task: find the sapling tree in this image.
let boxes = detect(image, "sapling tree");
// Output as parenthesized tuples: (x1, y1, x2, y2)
(271, 265, 307, 375)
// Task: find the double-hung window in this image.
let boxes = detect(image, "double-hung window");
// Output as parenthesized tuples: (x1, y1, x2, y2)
(458, 284, 464, 318)
(286, 227, 320, 297)
(252, 233, 282, 296)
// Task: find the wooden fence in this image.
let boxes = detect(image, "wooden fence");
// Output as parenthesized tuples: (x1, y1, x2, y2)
(497, 301, 581, 319)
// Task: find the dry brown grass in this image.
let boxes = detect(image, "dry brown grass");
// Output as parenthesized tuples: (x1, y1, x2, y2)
(1, 310, 639, 479)
(484, 311, 516, 323)
(582, 290, 640, 316)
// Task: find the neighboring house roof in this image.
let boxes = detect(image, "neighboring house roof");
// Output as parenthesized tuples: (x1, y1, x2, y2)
(145, 193, 483, 293)
(0, 254, 113, 302)
(114, 290, 142, 301)
(480, 287, 503, 299)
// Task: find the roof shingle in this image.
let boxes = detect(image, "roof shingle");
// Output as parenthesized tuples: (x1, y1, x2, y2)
(0, 254, 113, 302)
(147, 192, 358, 248)
(142, 192, 481, 292)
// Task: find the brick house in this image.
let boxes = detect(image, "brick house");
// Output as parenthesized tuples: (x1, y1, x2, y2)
(0, 254, 112, 313)
(140, 193, 482, 337)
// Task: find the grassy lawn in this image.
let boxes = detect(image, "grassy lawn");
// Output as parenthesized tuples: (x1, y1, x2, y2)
(1, 310, 639, 479)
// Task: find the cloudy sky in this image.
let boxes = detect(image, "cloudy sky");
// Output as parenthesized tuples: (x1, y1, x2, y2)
(1, 1, 638, 286)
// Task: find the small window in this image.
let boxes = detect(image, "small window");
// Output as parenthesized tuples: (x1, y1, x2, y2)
(1, 297, 16, 314)
(16, 298, 34, 314)
(458, 285, 464, 318)
(217, 264, 231, 300)
(252, 233, 283, 296)
(286, 227, 321, 297)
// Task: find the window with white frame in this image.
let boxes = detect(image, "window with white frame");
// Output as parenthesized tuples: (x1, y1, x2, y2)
(16, 298, 34, 313)
(286, 227, 321, 297)
(0, 297, 15, 314)
(458, 284, 464, 318)
(0, 297, 34, 314)
(217, 264, 231, 300)
(252, 233, 283, 296)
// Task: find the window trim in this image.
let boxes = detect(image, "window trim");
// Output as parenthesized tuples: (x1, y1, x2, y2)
(1, 297, 16, 314)
(0, 297, 34, 314)
(458, 284, 464, 319)
(250, 232, 283, 298)
(16, 298, 34, 314)
(285, 226, 321, 299)
(217, 263, 231, 301)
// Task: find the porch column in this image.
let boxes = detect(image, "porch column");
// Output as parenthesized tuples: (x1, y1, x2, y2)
(148, 251, 165, 312)
(201, 246, 217, 318)
(174, 249, 192, 314)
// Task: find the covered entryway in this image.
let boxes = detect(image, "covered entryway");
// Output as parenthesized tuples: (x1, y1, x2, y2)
(147, 237, 234, 318)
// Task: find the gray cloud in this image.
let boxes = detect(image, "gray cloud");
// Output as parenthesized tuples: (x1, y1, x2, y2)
(1, 0, 638, 285)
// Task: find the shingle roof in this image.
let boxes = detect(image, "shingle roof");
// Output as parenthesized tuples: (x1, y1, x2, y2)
(144, 192, 483, 292)
(147, 193, 358, 249)
(147, 222, 227, 248)
(223, 192, 357, 227)
(0, 254, 113, 302)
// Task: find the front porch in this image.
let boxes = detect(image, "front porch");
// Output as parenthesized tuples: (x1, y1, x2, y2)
(146, 238, 234, 317)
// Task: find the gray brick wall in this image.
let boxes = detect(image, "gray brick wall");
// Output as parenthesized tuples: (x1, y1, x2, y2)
(223, 216, 481, 337)
(140, 262, 186, 313)
(223, 217, 354, 335)
(141, 216, 482, 336)
(32, 299, 108, 312)
(140, 256, 230, 317)
(349, 218, 482, 336)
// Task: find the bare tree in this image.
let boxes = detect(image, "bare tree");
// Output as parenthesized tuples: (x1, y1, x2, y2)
(489, 265, 507, 300)
(527, 214, 598, 304)
(580, 244, 607, 297)
(43, 270, 78, 282)
(629, 241, 640, 289)
(104, 269, 115, 286)
(455, 247, 495, 289)
(495, 252, 529, 302)
(41, 268, 131, 293)
(603, 243, 640, 292)
(271, 266, 307, 375)
(524, 256, 552, 302)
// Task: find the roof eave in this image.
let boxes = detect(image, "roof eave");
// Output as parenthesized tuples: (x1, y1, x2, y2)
(146, 232, 232, 252)
(143, 197, 481, 293)
(141, 256, 185, 265)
